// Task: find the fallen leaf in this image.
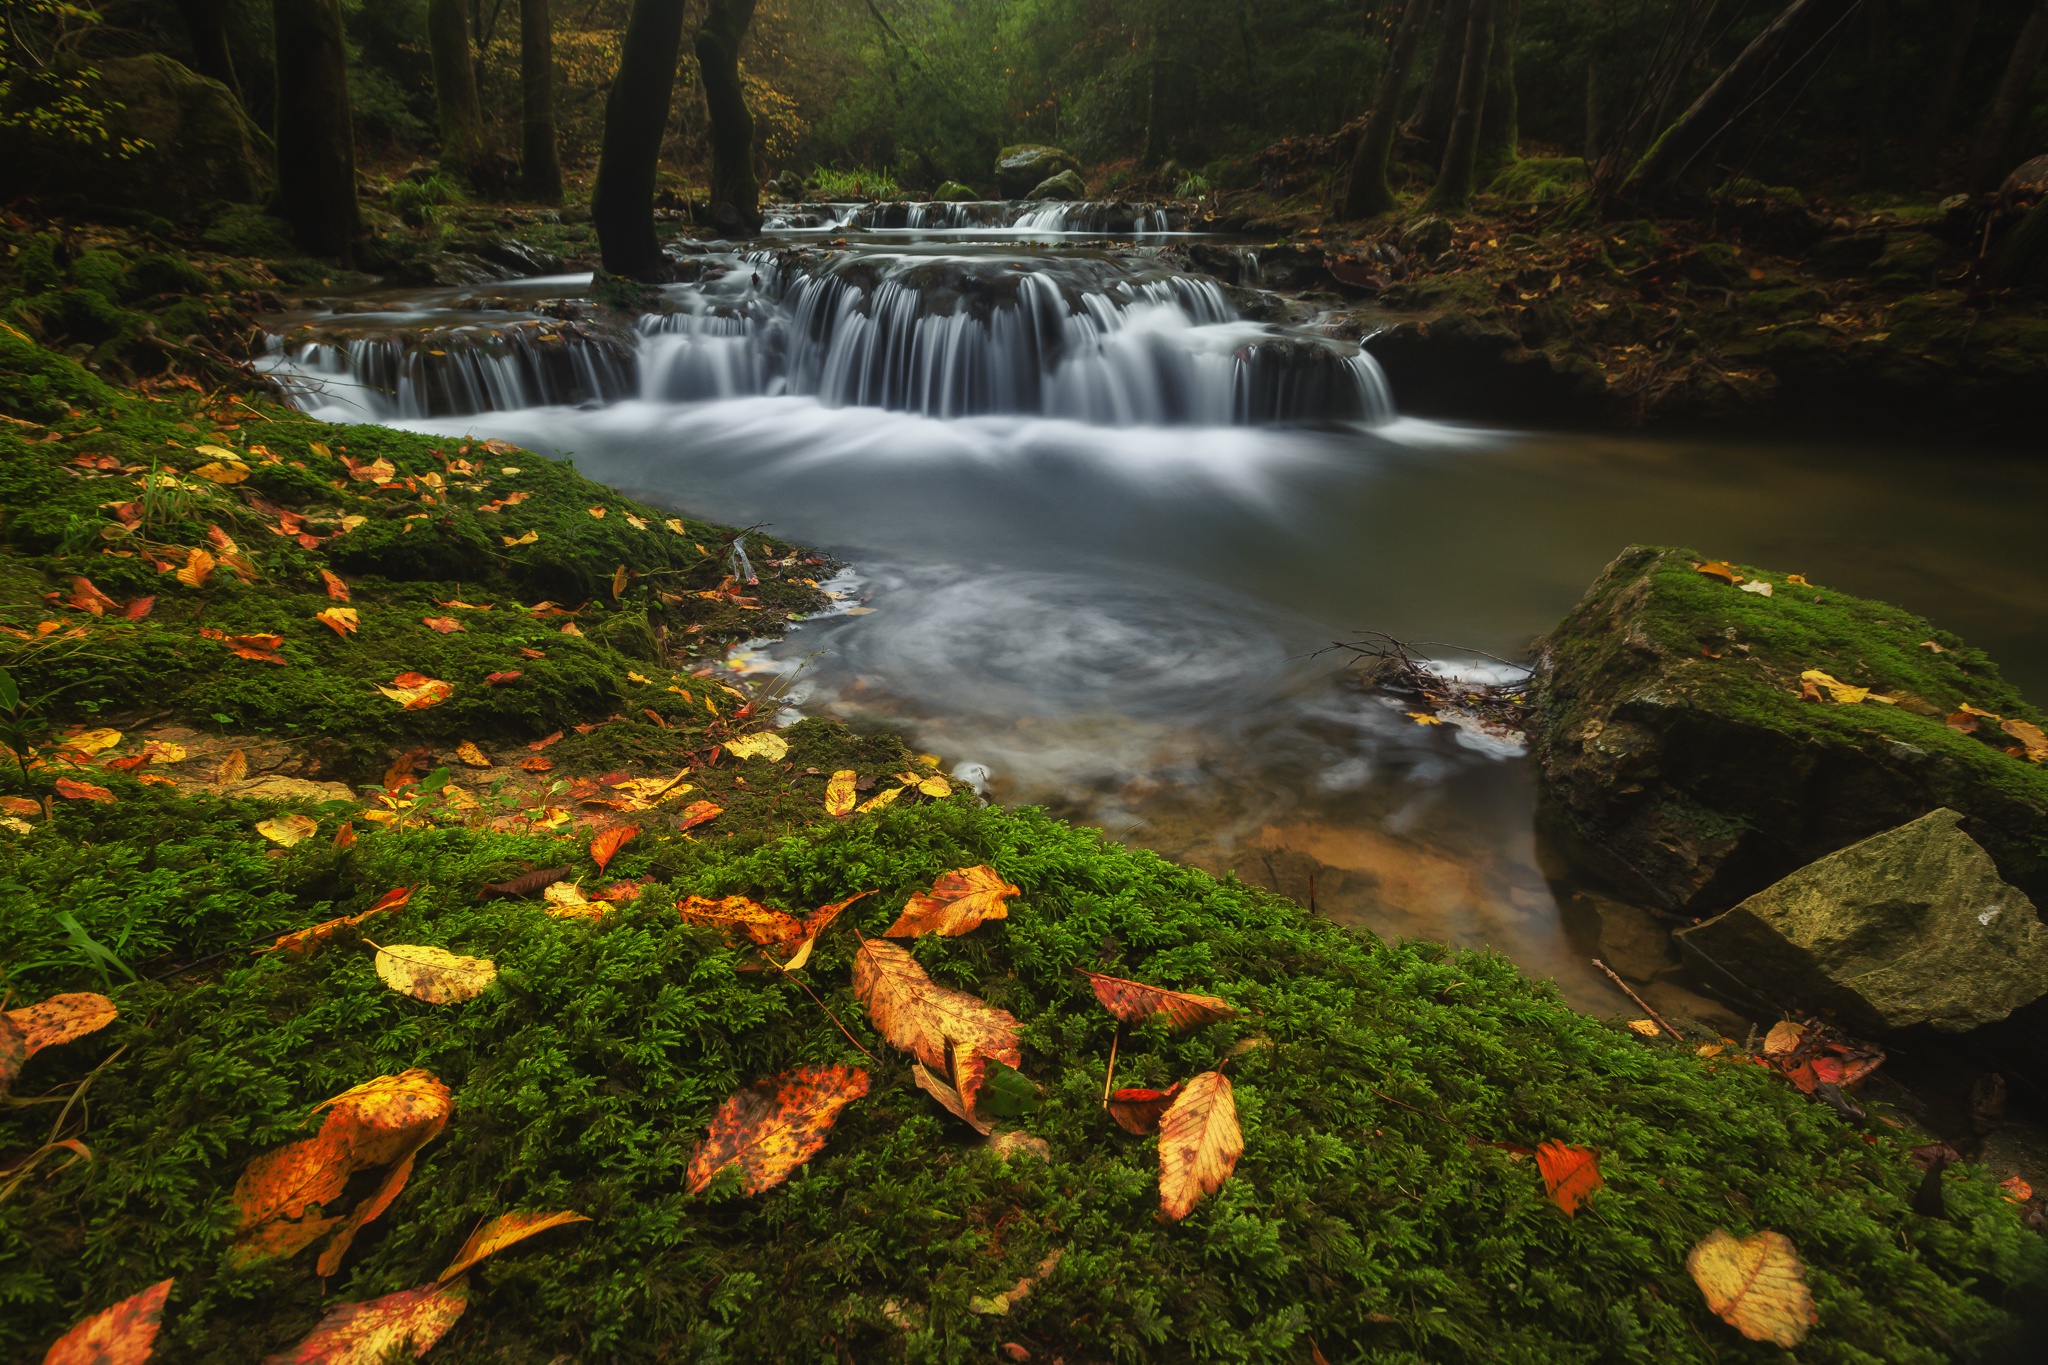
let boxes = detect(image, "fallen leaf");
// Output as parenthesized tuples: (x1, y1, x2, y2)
(1535, 1142, 1603, 1216)
(1695, 560, 1743, 584)
(823, 769, 858, 816)
(1762, 1020, 1806, 1055)
(1, 992, 117, 1091)
(485, 670, 521, 685)
(68, 577, 119, 616)
(0, 795, 39, 816)
(1407, 711, 1443, 725)
(176, 548, 215, 589)
(371, 943, 497, 1004)
(332, 822, 355, 850)
(1108, 1084, 1182, 1135)
(378, 672, 453, 710)
(1786, 574, 1810, 586)
(914, 1061, 991, 1134)
(263, 886, 413, 956)
(610, 565, 627, 597)
(2001, 718, 2047, 763)
(884, 865, 1021, 938)
(320, 569, 350, 601)
(315, 607, 359, 637)
(855, 938, 1021, 1118)
(503, 530, 539, 546)
(1626, 1019, 1662, 1038)
(675, 799, 722, 831)
(917, 774, 952, 798)
(542, 881, 605, 918)
(1075, 969, 1236, 1033)
(437, 1211, 591, 1283)
(256, 814, 319, 847)
(422, 616, 464, 634)
(1157, 1071, 1243, 1219)
(856, 787, 901, 814)
(988, 1130, 1052, 1163)
(42, 1278, 173, 1365)
(590, 824, 639, 871)
(66, 727, 123, 755)
(684, 1064, 870, 1195)
(262, 1280, 467, 1365)
(53, 777, 115, 803)
(1685, 1228, 1818, 1347)
(587, 506, 606, 518)
(342, 455, 397, 483)
(454, 741, 491, 767)
(723, 731, 790, 763)
(518, 755, 553, 773)
(678, 893, 805, 952)
(967, 1249, 1063, 1316)
(1801, 670, 1869, 704)
(478, 866, 571, 900)
(123, 596, 155, 620)
(1739, 581, 1773, 597)
(2001, 1176, 2033, 1204)
(191, 461, 249, 484)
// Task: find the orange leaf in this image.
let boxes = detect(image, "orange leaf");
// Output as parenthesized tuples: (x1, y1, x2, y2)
(378, 672, 452, 710)
(2001, 1176, 2033, 1204)
(1075, 969, 1237, 1034)
(883, 865, 1021, 938)
(589, 824, 639, 871)
(421, 616, 464, 634)
(675, 799, 722, 831)
(123, 596, 155, 620)
(518, 755, 553, 773)
(528, 730, 563, 751)
(853, 939, 1020, 1118)
(1695, 560, 1742, 584)
(800, 889, 874, 944)
(320, 569, 350, 602)
(2, 992, 117, 1091)
(824, 769, 857, 817)
(264, 1280, 467, 1364)
(1686, 1229, 1818, 1347)
(485, 670, 521, 685)
(315, 607, 358, 637)
(262, 886, 413, 956)
(332, 821, 356, 850)
(53, 777, 116, 803)
(68, 576, 118, 617)
(1157, 1071, 1242, 1219)
(176, 547, 215, 589)
(1108, 1084, 1181, 1135)
(437, 1210, 591, 1283)
(677, 894, 806, 952)
(1535, 1142, 1603, 1216)
(42, 1277, 172, 1365)
(2002, 718, 2048, 763)
(684, 1064, 870, 1196)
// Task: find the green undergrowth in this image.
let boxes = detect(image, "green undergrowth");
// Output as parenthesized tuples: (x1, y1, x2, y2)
(2, 774, 2043, 1363)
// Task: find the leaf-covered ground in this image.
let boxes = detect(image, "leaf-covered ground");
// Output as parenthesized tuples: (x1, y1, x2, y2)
(0, 332, 2043, 1363)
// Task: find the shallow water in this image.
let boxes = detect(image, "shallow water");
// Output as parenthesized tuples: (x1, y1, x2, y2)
(261, 220, 2048, 1014)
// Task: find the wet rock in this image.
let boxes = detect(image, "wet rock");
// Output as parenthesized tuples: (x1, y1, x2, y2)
(1675, 810, 2048, 1034)
(1360, 314, 1609, 424)
(933, 180, 978, 202)
(995, 144, 1080, 197)
(1999, 154, 2048, 199)
(1026, 170, 1087, 201)
(407, 251, 524, 288)
(449, 237, 568, 277)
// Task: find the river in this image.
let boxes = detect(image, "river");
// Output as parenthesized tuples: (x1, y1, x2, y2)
(258, 204, 2048, 1013)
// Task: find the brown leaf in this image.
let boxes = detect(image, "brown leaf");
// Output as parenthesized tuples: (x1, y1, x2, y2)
(378, 672, 452, 710)
(883, 865, 1021, 938)
(454, 741, 491, 767)
(824, 769, 857, 817)
(315, 607, 358, 638)
(422, 616, 464, 634)
(1685, 1229, 1818, 1347)
(122, 596, 155, 620)
(1108, 1084, 1181, 1135)
(675, 799, 723, 831)
(263, 886, 414, 956)
(684, 1064, 870, 1195)
(1075, 969, 1236, 1033)
(319, 569, 350, 602)
(437, 1210, 591, 1283)
(2002, 718, 2048, 763)
(1535, 1142, 1603, 1217)
(478, 866, 571, 900)
(42, 1277, 172, 1365)
(53, 777, 115, 803)
(1, 992, 117, 1091)
(589, 824, 639, 872)
(485, 670, 521, 685)
(261, 1280, 467, 1365)
(69, 576, 119, 617)
(1157, 1071, 1242, 1219)
(914, 1062, 992, 1134)
(518, 755, 553, 773)
(678, 894, 806, 953)
(853, 938, 1021, 1117)
(528, 730, 563, 751)
(176, 547, 215, 589)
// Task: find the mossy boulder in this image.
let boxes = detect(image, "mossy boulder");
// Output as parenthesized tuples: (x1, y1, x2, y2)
(932, 179, 978, 201)
(0, 53, 270, 219)
(1675, 809, 2048, 1034)
(995, 144, 1081, 198)
(0, 320, 118, 420)
(1531, 546, 2048, 916)
(1026, 169, 1087, 201)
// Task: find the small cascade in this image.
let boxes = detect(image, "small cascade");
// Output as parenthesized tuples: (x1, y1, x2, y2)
(759, 200, 1184, 235)
(264, 322, 635, 421)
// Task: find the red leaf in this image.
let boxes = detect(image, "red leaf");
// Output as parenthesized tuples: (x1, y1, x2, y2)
(1535, 1142, 1604, 1217)
(43, 1277, 172, 1365)
(53, 778, 116, 804)
(1074, 968, 1237, 1033)
(589, 824, 639, 871)
(1107, 1084, 1181, 1134)
(123, 596, 155, 620)
(675, 800, 722, 832)
(485, 671, 522, 685)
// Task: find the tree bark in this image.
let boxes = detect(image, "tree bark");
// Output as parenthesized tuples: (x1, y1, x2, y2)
(520, 0, 563, 201)
(175, 0, 241, 104)
(1622, 0, 1859, 204)
(429, 0, 489, 179)
(695, 0, 761, 232)
(593, 0, 690, 277)
(1969, 2, 2048, 194)
(1424, 0, 1496, 212)
(270, 0, 360, 257)
(1408, 0, 1470, 154)
(1339, 0, 1437, 219)
(1910, 0, 1981, 188)
(1476, 0, 1521, 173)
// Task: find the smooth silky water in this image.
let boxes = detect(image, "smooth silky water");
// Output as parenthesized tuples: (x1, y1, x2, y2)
(258, 208, 2048, 1013)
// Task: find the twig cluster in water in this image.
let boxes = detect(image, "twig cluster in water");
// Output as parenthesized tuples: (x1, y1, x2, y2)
(1320, 631, 1533, 739)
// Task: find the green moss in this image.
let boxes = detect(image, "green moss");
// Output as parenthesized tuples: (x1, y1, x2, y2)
(0, 322, 118, 420)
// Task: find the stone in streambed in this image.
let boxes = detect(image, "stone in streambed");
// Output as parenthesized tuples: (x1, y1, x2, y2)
(995, 144, 1080, 197)
(1675, 809, 2048, 1035)
(1026, 170, 1087, 201)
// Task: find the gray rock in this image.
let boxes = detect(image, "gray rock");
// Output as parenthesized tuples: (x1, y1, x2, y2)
(1026, 170, 1086, 202)
(1675, 809, 2048, 1034)
(995, 144, 1080, 198)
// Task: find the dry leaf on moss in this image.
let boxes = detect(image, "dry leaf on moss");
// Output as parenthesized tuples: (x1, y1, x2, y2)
(1694, 560, 1742, 583)
(854, 939, 1021, 1119)
(437, 1211, 591, 1283)
(913, 1062, 992, 1134)
(824, 769, 858, 817)
(42, 1277, 172, 1365)
(377, 673, 453, 710)
(370, 943, 497, 1004)
(53, 778, 115, 803)
(319, 569, 350, 602)
(263, 1280, 467, 1365)
(2, 991, 117, 1091)
(884, 866, 1021, 938)
(685, 1064, 870, 1196)
(1762, 1020, 1806, 1055)
(256, 814, 319, 847)
(315, 607, 358, 637)
(454, 741, 491, 767)
(1075, 969, 1236, 1033)
(675, 800, 722, 832)
(589, 825, 639, 871)
(1108, 1084, 1181, 1135)
(542, 881, 605, 919)
(2002, 718, 2047, 763)
(1799, 670, 1868, 704)
(723, 731, 789, 762)
(1535, 1142, 1603, 1216)
(422, 616, 464, 634)
(65, 728, 122, 755)
(679, 894, 805, 952)
(1157, 1071, 1242, 1219)
(1686, 1228, 1817, 1347)
(264, 886, 413, 956)
(176, 548, 215, 589)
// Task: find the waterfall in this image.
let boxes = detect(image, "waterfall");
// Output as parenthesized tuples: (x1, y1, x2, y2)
(263, 323, 636, 420)
(759, 201, 1184, 235)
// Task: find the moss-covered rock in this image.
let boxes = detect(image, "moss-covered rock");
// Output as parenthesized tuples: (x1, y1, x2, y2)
(995, 144, 1081, 198)
(0, 319, 119, 419)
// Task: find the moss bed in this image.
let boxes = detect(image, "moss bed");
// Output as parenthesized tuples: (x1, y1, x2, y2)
(0, 337, 2044, 1362)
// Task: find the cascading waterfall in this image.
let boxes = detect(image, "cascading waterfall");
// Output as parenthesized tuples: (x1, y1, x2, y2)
(759, 200, 1182, 234)
(262, 240, 1391, 427)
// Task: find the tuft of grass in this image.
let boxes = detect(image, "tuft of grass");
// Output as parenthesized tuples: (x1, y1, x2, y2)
(806, 165, 901, 201)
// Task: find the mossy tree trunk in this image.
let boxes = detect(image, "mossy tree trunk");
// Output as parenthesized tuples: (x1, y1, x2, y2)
(174, 0, 241, 105)
(1424, 0, 1496, 213)
(695, 0, 761, 233)
(1339, 0, 1437, 219)
(1475, 0, 1520, 177)
(270, 0, 360, 257)
(593, 0, 689, 278)
(1969, 1, 2048, 194)
(520, 0, 563, 202)
(429, 0, 488, 180)
(1910, 0, 1980, 188)
(1408, 0, 1470, 157)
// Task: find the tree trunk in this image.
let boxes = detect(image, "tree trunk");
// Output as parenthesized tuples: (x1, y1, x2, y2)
(1991, 193, 2048, 290)
(175, 0, 241, 104)
(1585, 61, 1601, 163)
(695, 0, 761, 233)
(1408, 0, 1470, 154)
(1424, 0, 1496, 212)
(1622, 0, 1859, 204)
(1339, 0, 1437, 219)
(1969, 2, 2048, 194)
(1910, 0, 1981, 188)
(270, 0, 359, 257)
(1857, 0, 1887, 185)
(429, 0, 488, 179)
(1476, 0, 1521, 174)
(593, 0, 689, 278)
(520, 0, 563, 201)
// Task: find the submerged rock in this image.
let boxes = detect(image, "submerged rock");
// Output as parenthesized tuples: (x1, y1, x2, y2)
(995, 144, 1080, 197)
(1675, 809, 2048, 1034)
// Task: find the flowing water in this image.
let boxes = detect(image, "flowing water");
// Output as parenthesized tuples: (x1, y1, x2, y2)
(259, 207, 2048, 1015)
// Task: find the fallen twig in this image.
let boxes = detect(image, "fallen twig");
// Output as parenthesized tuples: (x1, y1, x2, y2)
(1591, 958, 1683, 1040)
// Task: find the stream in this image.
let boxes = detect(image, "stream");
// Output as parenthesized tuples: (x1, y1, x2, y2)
(258, 204, 2048, 1015)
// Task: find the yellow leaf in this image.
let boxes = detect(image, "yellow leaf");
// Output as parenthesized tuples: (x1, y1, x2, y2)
(587, 506, 606, 519)
(625, 514, 648, 530)
(854, 939, 1020, 1119)
(627, 670, 651, 684)
(316, 606, 359, 637)
(1786, 574, 1810, 586)
(884, 865, 1021, 938)
(1739, 581, 1773, 597)
(141, 740, 186, 764)
(1762, 1020, 1806, 1055)
(856, 786, 901, 814)
(176, 548, 215, 589)
(723, 731, 789, 763)
(1407, 711, 1443, 725)
(190, 461, 250, 484)
(1695, 560, 1743, 583)
(377, 672, 453, 710)
(1626, 1019, 1661, 1038)
(825, 769, 858, 817)
(1686, 1229, 1818, 1346)
(543, 881, 605, 919)
(437, 1211, 591, 1283)
(192, 444, 241, 460)
(370, 942, 497, 1004)
(917, 775, 951, 798)
(502, 530, 539, 546)
(268, 1282, 468, 1364)
(665, 518, 688, 535)
(1158, 1071, 1243, 1219)
(454, 741, 491, 768)
(611, 565, 628, 598)
(67, 728, 123, 756)
(685, 1065, 870, 1196)
(1800, 670, 1868, 704)
(255, 814, 319, 847)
